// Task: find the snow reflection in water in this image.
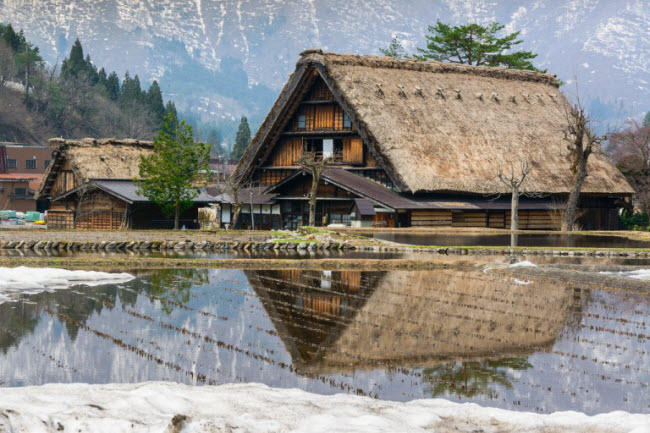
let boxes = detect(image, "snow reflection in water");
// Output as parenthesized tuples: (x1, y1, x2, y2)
(0, 268, 647, 415)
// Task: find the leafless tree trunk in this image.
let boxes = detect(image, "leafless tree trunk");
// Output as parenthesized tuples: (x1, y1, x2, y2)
(562, 99, 602, 231)
(299, 150, 338, 227)
(498, 160, 532, 247)
(608, 120, 650, 213)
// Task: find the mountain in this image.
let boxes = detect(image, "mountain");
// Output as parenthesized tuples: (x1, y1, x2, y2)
(1, 0, 648, 139)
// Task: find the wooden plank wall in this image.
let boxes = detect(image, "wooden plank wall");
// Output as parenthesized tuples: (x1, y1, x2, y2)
(342, 137, 363, 164)
(411, 210, 452, 227)
(310, 80, 333, 100)
(410, 209, 559, 229)
(452, 212, 488, 227)
(259, 169, 294, 186)
(314, 106, 334, 130)
(270, 138, 303, 166)
(46, 210, 74, 229)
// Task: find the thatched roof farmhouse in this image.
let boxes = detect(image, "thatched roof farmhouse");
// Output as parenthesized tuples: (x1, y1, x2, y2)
(39, 138, 216, 229)
(230, 50, 632, 230)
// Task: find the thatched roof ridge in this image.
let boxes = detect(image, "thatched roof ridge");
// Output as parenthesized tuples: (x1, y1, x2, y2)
(299, 49, 561, 87)
(47, 137, 154, 149)
(37, 138, 154, 199)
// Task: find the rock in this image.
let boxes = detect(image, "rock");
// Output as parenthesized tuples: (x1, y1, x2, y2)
(194, 241, 206, 250)
(173, 241, 186, 250)
(151, 241, 161, 250)
(297, 242, 308, 250)
(286, 243, 297, 250)
(139, 241, 151, 250)
(106, 242, 117, 250)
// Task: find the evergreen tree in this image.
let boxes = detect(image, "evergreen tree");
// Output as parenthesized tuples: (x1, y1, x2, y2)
(230, 116, 251, 160)
(205, 128, 224, 156)
(84, 54, 98, 84)
(137, 113, 210, 229)
(379, 37, 406, 59)
(645, 111, 650, 127)
(147, 80, 165, 125)
(62, 38, 86, 77)
(1, 24, 20, 52)
(415, 21, 544, 72)
(97, 67, 107, 87)
(105, 71, 120, 101)
(164, 101, 178, 131)
(119, 72, 144, 106)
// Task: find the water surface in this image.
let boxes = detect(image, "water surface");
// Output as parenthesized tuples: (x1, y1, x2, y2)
(0, 268, 647, 415)
(370, 232, 650, 249)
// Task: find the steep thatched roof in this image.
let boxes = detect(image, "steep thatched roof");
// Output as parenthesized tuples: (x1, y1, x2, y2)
(235, 50, 632, 195)
(38, 138, 153, 199)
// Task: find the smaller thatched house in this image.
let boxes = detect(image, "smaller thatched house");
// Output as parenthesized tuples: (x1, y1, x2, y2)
(37, 138, 217, 229)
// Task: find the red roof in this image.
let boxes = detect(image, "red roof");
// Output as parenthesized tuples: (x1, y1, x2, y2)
(0, 174, 44, 192)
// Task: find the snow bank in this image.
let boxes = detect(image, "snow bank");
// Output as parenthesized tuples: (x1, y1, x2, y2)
(0, 382, 647, 433)
(600, 269, 650, 280)
(0, 267, 134, 303)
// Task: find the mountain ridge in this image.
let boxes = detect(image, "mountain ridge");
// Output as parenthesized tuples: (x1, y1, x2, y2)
(1, 0, 647, 139)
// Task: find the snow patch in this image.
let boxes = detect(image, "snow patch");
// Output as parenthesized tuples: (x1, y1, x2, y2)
(0, 382, 648, 433)
(600, 269, 650, 280)
(512, 278, 533, 285)
(0, 267, 135, 303)
(509, 260, 538, 268)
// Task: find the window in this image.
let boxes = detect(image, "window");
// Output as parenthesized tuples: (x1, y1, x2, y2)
(44, 160, 50, 168)
(322, 139, 334, 157)
(6, 159, 16, 169)
(25, 159, 36, 169)
(343, 113, 352, 128)
(297, 114, 307, 130)
(13, 188, 26, 197)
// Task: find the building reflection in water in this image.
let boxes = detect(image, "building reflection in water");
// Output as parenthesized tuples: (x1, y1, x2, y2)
(247, 269, 585, 398)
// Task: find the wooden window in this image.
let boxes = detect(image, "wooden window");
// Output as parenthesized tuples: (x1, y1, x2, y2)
(6, 159, 16, 169)
(13, 187, 26, 197)
(343, 113, 352, 129)
(298, 114, 306, 130)
(25, 159, 36, 169)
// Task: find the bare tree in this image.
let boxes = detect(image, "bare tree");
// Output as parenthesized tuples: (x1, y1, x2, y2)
(561, 97, 603, 231)
(608, 119, 650, 213)
(498, 159, 532, 233)
(299, 149, 338, 227)
(0, 41, 16, 86)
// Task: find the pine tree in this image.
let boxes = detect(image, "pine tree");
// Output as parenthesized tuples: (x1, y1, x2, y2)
(164, 101, 178, 128)
(415, 21, 544, 72)
(97, 67, 107, 87)
(230, 116, 251, 160)
(1, 24, 20, 53)
(137, 113, 210, 229)
(147, 80, 165, 125)
(62, 38, 86, 77)
(645, 111, 650, 127)
(105, 71, 120, 101)
(379, 37, 406, 59)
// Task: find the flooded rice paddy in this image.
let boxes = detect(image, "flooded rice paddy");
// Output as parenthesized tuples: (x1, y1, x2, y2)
(370, 232, 650, 249)
(0, 267, 648, 415)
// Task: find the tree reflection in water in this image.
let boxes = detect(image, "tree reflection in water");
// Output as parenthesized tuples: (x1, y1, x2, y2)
(148, 269, 209, 314)
(423, 357, 532, 399)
